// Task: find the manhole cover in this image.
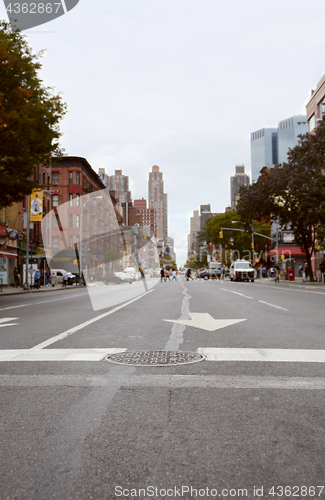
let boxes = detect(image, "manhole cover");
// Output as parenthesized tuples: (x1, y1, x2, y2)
(104, 350, 206, 366)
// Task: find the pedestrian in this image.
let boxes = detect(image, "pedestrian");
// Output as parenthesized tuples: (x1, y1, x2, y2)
(165, 269, 170, 281)
(319, 255, 325, 281)
(298, 263, 303, 278)
(171, 269, 177, 281)
(304, 262, 309, 280)
(34, 269, 40, 289)
(185, 268, 193, 281)
(46, 268, 51, 286)
(262, 266, 267, 279)
(139, 267, 145, 279)
(63, 271, 69, 287)
(274, 264, 280, 283)
(13, 267, 20, 288)
(160, 267, 165, 282)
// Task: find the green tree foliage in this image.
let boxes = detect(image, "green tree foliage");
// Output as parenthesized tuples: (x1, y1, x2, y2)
(0, 21, 67, 208)
(201, 211, 271, 262)
(237, 119, 325, 280)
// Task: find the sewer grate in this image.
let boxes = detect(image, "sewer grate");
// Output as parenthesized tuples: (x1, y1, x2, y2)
(104, 350, 206, 366)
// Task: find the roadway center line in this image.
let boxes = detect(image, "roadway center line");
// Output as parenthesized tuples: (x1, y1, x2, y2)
(220, 288, 253, 299)
(31, 290, 154, 349)
(0, 292, 88, 311)
(258, 300, 289, 311)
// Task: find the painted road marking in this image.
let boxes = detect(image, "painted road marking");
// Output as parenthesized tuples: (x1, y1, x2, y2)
(0, 374, 325, 389)
(220, 288, 253, 299)
(0, 317, 19, 327)
(0, 292, 88, 312)
(163, 313, 246, 332)
(0, 348, 126, 362)
(31, 289, 154, 349)
(198, 348, 325, 362)
(258, 300, 289, 311)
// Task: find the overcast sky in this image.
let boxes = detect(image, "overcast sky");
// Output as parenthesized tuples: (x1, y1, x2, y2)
(2, 0, 325, 264)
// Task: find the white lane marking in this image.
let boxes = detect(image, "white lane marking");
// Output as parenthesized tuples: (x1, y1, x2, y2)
(1, 374, 325, 389)
(0, 292, 87, 311)
(31, 289, 154, 349)
(0, 317, 18, 324)
(258, 300, 289, 311)
(220, 288, 253, 299)
(0, 348, 126, 362)
(254, 281, 325, 295)
(198, 348, 325, 362)
(163, 313, 246, 332)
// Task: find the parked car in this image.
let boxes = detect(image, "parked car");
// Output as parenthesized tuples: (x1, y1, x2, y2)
(229, 260, 255, 282)
(50, 269, 76, 285)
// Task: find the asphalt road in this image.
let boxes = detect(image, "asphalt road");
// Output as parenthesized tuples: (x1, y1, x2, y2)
(0, 277, 325, 500)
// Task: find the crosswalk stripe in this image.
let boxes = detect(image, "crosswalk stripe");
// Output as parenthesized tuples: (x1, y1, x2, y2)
(198, 348, 325, 363)
(0, 348, 126, 362)
(0, 374, 324, 389)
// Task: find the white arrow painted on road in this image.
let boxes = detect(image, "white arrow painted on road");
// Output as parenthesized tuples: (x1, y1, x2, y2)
(0, 318, 19, 327)
(163, 313, 246, 332)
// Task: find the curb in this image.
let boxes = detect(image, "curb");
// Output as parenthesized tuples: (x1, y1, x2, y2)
(0, 286, 86, 297)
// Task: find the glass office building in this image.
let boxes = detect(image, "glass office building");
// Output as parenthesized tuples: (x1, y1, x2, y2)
(250, 128, 278, 182)
(277, 115, 308, 164)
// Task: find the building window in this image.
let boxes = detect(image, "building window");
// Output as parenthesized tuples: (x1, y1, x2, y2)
(52, 172, 59, 185)
(52, 237, 59, 249)
(76, 194, 80, 206)
(69, 194, 73, 206)
(43, 172, 46, 185)
(309, 114, 316, 132)
(69, 172, 73, 185)
(69, 214, 73, 228)
(69, 236, 73, 248)
(52, 194, 59, 207)
(76, 172, 80, 185)
(76, 215, 80, 228)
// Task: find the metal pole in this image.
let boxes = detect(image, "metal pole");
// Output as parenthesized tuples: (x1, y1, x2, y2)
(276, 229, 279, 265)
(79, 205, 83, 287)
(25, 195, 30, 289)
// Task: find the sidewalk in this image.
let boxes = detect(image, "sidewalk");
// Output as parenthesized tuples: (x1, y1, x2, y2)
(259, 277, 325, 286)
(0, 283, 85, 297)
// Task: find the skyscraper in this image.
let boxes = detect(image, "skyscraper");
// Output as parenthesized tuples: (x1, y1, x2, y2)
(250, 116, 308, 182)
(148, 165, 167, 242)
(230, 165, 250, 210)
(250, 128, 278, 182)
(277, 115, 308, 163)
(107, 170, 132, 204)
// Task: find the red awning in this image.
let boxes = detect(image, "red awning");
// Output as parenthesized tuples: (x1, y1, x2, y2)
(267, 246, 306, 258)
(0, 251, 18, 259)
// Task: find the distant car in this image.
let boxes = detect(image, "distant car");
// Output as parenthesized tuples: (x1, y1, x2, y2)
(229, 260, 255, 282)
(198, 268, 222, 280)
(103, 272, 133, 285)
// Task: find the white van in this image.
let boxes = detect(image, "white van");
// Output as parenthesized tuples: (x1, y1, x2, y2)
(51, 269, 76, 285)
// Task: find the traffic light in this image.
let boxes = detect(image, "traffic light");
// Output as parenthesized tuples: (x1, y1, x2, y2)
(251, 242, 254, 249)
(219, 231, 223, 238)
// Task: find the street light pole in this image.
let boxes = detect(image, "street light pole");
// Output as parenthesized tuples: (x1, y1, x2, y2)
(79, 195, 103, 287)
(25, 195, 30, 289)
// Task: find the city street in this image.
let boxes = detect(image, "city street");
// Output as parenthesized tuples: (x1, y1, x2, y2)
(0, 278, 325, 500)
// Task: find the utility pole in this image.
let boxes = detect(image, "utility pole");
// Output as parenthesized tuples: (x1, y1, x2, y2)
(25, 195, 30, 289)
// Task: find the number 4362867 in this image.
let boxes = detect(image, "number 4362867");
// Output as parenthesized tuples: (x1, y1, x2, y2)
(6, 3, 62, 14)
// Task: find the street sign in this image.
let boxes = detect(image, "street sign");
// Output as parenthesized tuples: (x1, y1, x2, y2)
(30, 189, 43, 222)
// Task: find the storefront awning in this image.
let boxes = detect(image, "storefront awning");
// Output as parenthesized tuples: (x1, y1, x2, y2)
(267, 246, 306, 258)
(0, 250, 18, 259)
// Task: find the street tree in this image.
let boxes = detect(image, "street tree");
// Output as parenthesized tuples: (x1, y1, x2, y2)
(237, 119, 325, 280)
(0, 21, 67, 209)
(201, 210, 271, 263)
